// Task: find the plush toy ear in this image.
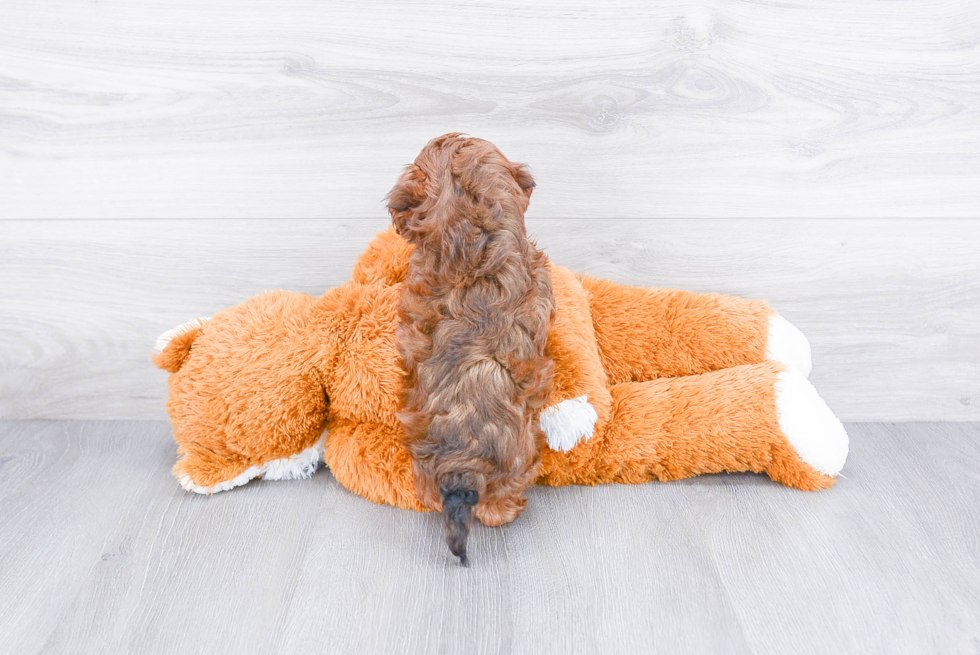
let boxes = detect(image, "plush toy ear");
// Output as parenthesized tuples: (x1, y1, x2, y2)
(386, 165, 427, 237)
(511, 164, 535, 198)
(152, 317, 209, 373)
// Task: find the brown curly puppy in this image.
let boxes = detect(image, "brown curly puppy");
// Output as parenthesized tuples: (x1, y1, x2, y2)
(388, 133, 556, 566)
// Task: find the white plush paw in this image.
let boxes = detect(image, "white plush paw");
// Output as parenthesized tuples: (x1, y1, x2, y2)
(177, 433, 327, 494)
(774, 369, 848, 476)
(767, 314, 812, 378)
(179, 466, 263, 495)
(261, 434, 326, 481)
(541, 395, 599, 452)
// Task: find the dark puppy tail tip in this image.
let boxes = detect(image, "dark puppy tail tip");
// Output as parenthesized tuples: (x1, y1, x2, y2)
(442, 488, 478, 566)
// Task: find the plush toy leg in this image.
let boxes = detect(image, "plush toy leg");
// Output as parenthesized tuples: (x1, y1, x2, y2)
(538, 362, 847, 491)
(323, 419, 427, 511)
(576, 275, 811, 381)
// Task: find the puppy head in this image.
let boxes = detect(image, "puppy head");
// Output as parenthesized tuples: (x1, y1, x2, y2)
(386, 133, 535, 246)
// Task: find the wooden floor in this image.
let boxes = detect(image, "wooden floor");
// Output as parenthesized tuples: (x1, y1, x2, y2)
(1, 421, 977, 654)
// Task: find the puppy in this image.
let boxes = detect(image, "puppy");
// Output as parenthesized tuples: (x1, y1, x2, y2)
(388, 133, 556, 566)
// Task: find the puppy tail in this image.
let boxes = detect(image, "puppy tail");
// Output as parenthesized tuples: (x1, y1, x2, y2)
(442, 487, 479, 567)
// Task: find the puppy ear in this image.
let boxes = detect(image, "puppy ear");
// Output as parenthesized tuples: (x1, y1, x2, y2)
(386, 165, 427, 236)
(511, 164, 535, 198)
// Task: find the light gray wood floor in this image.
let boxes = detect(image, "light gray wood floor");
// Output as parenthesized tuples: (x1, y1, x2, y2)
(1, 421, 977, 654)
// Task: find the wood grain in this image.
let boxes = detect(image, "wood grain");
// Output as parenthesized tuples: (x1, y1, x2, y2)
(1, 0, 978, 218)
(2, 218, 978, 421)
(1, 421, 978, 654)
(0, 421, 176, 654)
(696, 423, 980, 654)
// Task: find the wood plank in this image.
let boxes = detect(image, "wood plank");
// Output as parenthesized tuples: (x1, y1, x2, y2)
(697, 423, 980, 654)
(502, 483, 752, 654)
(2, 218, 978, 421)
(0, 421, 176, 654)
(2, 421, 978, 653)
(45, 431, 341, 654)
(2, 0, 978, 218)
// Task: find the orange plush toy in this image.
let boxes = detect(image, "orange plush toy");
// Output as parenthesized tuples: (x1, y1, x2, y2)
(153, 227, 848, 509)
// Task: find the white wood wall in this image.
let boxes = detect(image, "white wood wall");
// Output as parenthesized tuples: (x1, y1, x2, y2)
(2, 219, 978, 421)
(1, 1, 978, 420)
(2, 0, 979, 218)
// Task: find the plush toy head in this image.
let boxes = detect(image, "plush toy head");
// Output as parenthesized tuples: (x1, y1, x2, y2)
(153, 291, 332, 492)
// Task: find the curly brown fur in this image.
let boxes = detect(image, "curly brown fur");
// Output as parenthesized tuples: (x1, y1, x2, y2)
(388, 133, 556, 566)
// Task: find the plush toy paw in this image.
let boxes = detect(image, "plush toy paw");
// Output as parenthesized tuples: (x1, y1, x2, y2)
(774, 368, 848, 477)
(174, 434, 327, 495)
(540, 395, 599, 452)
(767, 315, 812, 378)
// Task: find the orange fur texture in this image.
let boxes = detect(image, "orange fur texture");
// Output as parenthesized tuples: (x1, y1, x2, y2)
(154, 227, 837, 507)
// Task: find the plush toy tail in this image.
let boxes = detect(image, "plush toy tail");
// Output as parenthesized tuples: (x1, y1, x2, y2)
(442, 488, 479, 566)
(152, 316, 210, 373)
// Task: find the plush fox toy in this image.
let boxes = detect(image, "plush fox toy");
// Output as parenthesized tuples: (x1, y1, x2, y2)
(153, 227, 848, 509)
